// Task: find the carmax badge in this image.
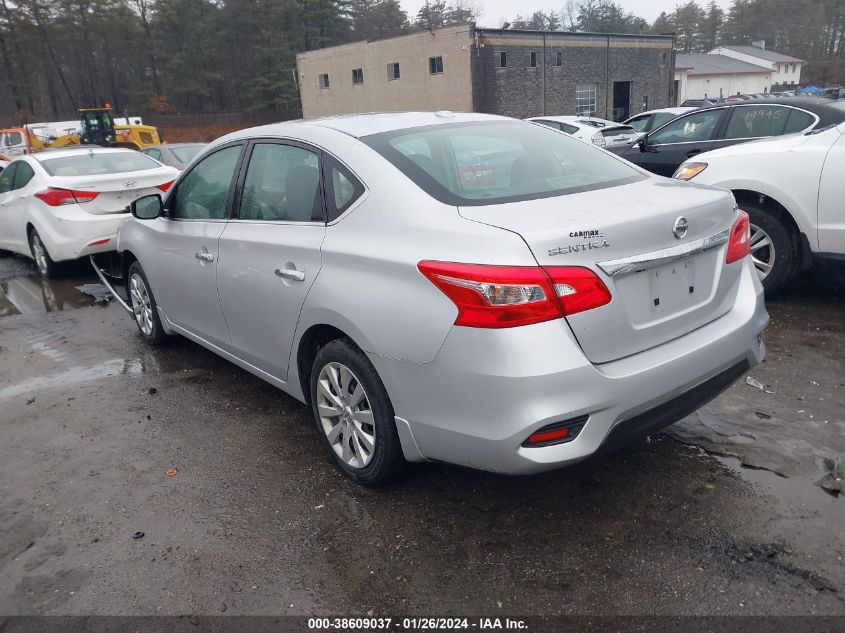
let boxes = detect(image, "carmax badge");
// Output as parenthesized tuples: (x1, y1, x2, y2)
(549, 239, 611, 257)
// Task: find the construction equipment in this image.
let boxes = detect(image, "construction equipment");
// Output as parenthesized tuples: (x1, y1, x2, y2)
(0, 126, 79, 161)
(78, 107, 161, 151)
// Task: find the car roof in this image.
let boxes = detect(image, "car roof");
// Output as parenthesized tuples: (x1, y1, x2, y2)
(221, 112, 511, 142)
(691, 96, 845, 126)
(158, 142, 207, 149)
(30, 146, 140, 161)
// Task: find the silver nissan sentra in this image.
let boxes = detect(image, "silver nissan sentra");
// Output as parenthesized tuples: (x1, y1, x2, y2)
(95, 112, 768, 485)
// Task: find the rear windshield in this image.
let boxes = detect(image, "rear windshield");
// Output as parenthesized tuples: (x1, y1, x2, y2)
(362, 121, 645, 206)
(40, 152, 160, 177)
(171, 145, 205, 163)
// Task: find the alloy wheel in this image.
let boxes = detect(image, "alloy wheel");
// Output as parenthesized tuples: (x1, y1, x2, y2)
(316, 362, 376, 469)
(30, 233, 48, 275)
(749, 223, 775, 280)
(129, 273, 154, 336)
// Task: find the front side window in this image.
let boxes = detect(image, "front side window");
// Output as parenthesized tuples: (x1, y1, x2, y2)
(388, 62, 400, 80)
(497, 51, 507, 68)
(362, 121, 645, 206)
(429, 56, 443, 75)
(318, 73, 330, 89)
(352, 68, 364, 85)
(40, 152, 161, 177)
(650, 112, 678, 128)
(13, 162, 34, 189)
(575, 83, 597, 117)
(649, 109, 723, 144)
(0, 162, 17, 193)
(4, 131, 22, 146)
(239, 143, 322, 223)
(171, 145, 242, 220)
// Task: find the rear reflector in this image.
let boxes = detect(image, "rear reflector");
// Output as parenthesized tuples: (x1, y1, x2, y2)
(523, 415, 589, 447)
(157, 180, 174, 192)
(726, 210, 751, 264)
(35, 188, 99, 206)
(418, 261, 611, 328)
(87, 238, 111, 247)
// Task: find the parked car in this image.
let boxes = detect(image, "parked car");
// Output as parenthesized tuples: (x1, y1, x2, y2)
(95, 112, 768, 485)
(526, 116, 636, 148)
(674, 118, 845, 294)
(141, 143, 207, 170)
(624, 107, 696, 139)
(0, 147, 179, 277)
(608, 98, 845, 177)
(680, 99, 716, 107)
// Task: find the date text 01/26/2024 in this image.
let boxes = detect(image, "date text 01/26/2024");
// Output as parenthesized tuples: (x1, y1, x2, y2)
(307, 617, 528, 630)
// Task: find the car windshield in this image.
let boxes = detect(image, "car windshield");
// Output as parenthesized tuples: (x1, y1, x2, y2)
(40, 152, 161, 176)
(171, 145, 205, 163)
(362, 121, 645, 206)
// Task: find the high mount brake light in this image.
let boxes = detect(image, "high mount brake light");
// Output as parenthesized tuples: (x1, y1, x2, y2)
(417, 261, 611, 329)
(726, 210, 751, 264)
(35, 188, 99, 206)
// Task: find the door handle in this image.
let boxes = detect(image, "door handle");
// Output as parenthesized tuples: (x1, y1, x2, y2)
(195, 251, 214, 262)
(275, 268, 306, 282)
(685, 149, 702, 158)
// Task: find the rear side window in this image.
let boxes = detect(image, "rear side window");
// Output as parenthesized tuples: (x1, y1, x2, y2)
(627, 115, 651, 133)
(171, 146, 204, 163)
(171, 145, 242, 220)
(323, 155, 364, 221)
(14, 162, 34, 189)
(782, 109, 816, 134)
(40, 152, 160, 176)
(362, 121, 644, 206)
(239, 143, 322, 223)
(144, 148, 162, 161)
(650, 112, 678, 128)
(724, 105, 793, 139)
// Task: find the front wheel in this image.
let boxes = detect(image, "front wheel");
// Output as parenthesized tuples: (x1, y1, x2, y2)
(310, 338, 405, 485)
(128, 261, 168, 345)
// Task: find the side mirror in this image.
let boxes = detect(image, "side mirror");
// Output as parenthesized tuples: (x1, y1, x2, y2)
(637, 135, 648, 151)
(131, 194, 163, 220)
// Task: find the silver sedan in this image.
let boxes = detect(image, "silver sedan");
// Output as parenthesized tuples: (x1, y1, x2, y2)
(96, 112, 769, 485)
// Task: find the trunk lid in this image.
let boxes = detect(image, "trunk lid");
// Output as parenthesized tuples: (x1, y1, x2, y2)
(459, 178, 742, 364)
(47, 168, 177, 215)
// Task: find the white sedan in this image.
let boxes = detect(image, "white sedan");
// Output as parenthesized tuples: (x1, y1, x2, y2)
(0, 148, 178, 277)
(624, 107, 696, 139)
(526, 116, 636, 148)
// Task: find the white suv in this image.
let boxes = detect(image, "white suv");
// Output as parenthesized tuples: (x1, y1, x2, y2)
(674, 120, 845, 293)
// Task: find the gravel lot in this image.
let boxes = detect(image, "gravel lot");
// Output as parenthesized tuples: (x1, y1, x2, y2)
(0, 255, 843, 616)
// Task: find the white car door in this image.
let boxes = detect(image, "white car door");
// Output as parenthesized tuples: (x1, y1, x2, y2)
(216, 140, 329, 380)
(5, 161, 38, 253)
(0, 162, 18, 250)
(817, 128, 845, 255)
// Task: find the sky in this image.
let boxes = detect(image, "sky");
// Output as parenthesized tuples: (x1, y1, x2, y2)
(399, 0, 733, 25)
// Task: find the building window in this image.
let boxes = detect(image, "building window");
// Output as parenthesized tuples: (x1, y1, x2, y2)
(642, 96, 648, 112)
(791, 63, 796, 73)
(318, 73, 330, 89)
(387, 62, 400, 80)
(429, 56, 444, 75)
(352, 68, 363, 85)
(528, 51, 538, 67)
(555, 50, 562, 66)
(497, 51, 507, 68)
(575, 83, 597, 117)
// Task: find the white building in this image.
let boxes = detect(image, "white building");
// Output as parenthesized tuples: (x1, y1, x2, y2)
(674, 53, 772, 103)
(709, 44, 803, 89)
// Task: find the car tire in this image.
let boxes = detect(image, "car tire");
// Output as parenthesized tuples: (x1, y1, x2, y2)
(28, 229, 62, 278)
(742, 203, 798, 296)
(127, 261, 168, 346)
(310, 338, 405, 485)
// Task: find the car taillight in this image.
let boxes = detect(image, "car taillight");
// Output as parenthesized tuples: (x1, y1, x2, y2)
(590, 132, 606, 147)
(35, 188, 99, 206)
(157, 180, 174, 192)
(726, 210, 750, 264)
(417, 261, 611, 329)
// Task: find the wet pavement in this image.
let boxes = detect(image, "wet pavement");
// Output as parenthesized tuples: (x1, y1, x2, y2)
(0, 253, 843, 616)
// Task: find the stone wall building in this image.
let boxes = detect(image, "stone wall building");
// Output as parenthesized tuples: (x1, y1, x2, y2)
(296, 25, 676, 122)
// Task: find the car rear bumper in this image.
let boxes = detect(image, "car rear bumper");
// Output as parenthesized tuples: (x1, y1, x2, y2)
(32, 206, 130, 262)
(370, 258, 768, 475)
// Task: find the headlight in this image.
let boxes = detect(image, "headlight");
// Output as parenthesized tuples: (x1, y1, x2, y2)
(590, 132, 606, 148)
(673, 162, 708, 181)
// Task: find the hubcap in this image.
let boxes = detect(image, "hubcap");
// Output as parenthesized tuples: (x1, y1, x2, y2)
(316, 362, 376, 469)
(129, 273, 154, 336)
(749, 223, 775, 280)
(30, 234, 48, 275)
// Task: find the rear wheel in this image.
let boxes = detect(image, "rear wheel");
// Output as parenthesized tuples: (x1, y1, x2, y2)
(28, 229, 62, 278)
(310, 338, 405, 485)
(128, 261, 167, 345)
(743, 203, 798, 296)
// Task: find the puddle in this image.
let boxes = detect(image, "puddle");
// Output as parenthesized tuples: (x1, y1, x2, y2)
(0, 358, 145, 400)
(0, 256, 102, 317)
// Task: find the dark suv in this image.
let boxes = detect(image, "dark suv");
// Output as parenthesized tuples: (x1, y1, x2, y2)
(608, 98, 845, 177)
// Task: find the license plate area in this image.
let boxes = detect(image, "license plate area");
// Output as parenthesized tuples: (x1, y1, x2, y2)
(648, 258, 696, 315)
